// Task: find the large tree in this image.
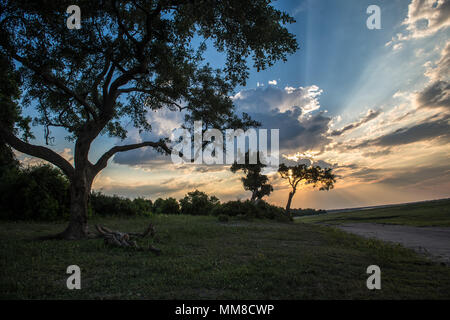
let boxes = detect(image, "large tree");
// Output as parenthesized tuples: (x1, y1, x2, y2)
(0, 1, 298, 239)
(230, 152, 273, 202)
(278, 163, 335, 216)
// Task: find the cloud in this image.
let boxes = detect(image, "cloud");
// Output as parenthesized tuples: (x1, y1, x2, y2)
(15, 147, 74, 167)
(250, 107, 332, 152)
(379, 164, 450, 187)
(94, 178, 208, 199)
(348, 115, 450, 149)
(231, 86, 332, 153)
(113, 108, 183, 166)
(268, 80, 277, 85)
(386, 1, 450, 50)
(416, 42, 450, 109)
(232, 85, 323, 114)
(416, 80, 450, 108)
(330, 109, 381, 136)
(424, 42, 450, 81)
(403, 0, 450, 38)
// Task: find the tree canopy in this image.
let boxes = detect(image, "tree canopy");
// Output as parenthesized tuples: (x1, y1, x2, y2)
(278, 163, 336, 215)
(230, 151, 273, 201)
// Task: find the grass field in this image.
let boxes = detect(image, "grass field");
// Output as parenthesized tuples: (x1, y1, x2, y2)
(1, 214, 449, 299)
(297, 199, 450, 227)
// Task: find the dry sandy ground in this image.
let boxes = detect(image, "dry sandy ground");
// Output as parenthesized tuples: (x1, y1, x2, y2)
(336, 223, 450, 264)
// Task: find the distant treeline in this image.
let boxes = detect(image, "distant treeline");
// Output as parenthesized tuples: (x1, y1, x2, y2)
(0, 164, 325, 221)
(290, 208, 327, 217)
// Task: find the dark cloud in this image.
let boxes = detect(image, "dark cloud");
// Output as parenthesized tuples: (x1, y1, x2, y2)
(337, 162, 450, 187)
(347, 167, 383, 182)
(403, 0, 450, 38)
(94, 179, 207, 199)
(330, 109, 381, 136)
(232, 85, 322, 114)
(349, 116, 450, 149)
(379, 164, 450, 187)
(416, 80, 450, 109)
(113, 146, 170, 166)
(249, 107, 332, 152)
(231, 86, 333, 153)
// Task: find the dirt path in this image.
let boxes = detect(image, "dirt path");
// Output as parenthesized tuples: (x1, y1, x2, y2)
(336, 223, 450, 264)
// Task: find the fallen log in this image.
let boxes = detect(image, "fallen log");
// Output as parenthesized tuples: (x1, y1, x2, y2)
(95, 222, 161, 255)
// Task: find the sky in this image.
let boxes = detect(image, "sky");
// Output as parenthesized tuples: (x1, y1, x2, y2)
(17, 0, 450, 210)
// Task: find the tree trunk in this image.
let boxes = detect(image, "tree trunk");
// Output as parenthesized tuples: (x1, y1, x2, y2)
(251, 191, 257, 202)
(285, 191, 295, 216)
(60, 172, 92, 239)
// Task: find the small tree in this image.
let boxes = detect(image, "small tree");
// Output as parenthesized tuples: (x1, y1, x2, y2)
(0, 1, 298, 239)
(278, 163, 335, 216)
(153, 197, 180, 214)
(230, 152, 273, 202)
(179, 190, 219, 215)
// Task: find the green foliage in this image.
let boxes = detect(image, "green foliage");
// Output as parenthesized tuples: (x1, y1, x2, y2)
(212, 199, 287, 221)
(179, 190, 220, 215)
(153, 197, 180, 214)
(278, 163, 336, 191)
(90, 192, 152, 217)
(0, 164, 154, 220)
(230, 152, 273, 201)
(0, 53, 32, 171)
(0, 165, 70, 221)
(0, 1, 297, 142)
(278, 163, 336, 214)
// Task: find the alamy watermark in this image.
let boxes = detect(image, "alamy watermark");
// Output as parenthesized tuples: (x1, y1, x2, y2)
(366, 265, 381, 290)
(366, 5, 381, 30)
(66, 265, 81, 289)
(170, 121, 279, 168)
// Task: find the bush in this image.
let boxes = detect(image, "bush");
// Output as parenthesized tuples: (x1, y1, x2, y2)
(179, 190, 219, 216)
(0, 164, 70, 221)
(212, 200, 288, 221)
(153, 197, 180, 214)
(90, 192, 152, 217)
(211, 200, 254, 217)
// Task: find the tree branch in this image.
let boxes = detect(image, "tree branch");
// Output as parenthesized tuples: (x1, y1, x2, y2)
(93, 140, 172, 173)
(0, 126, 74, 178)
(11, 53, 98, 121)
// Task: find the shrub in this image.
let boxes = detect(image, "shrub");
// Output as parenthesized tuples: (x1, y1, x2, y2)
(0, 164, 70, 221)
(212, 200, 288, 221)
(153, 197, 180, 214)
(179, 190, 219, 216)
(90, 192, 153, 217)
(211, 199, 254, 217)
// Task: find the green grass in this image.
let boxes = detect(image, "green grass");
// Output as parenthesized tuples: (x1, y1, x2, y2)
(297, 199, 450, 227)
(1, 214, 449, 299)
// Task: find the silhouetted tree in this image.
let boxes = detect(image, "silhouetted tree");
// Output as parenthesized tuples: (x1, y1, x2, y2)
(278, 163, 335, 216)
(0, 1, 298, 239)
(230, 152, 273, 202)
(179, 190, 219, 215)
